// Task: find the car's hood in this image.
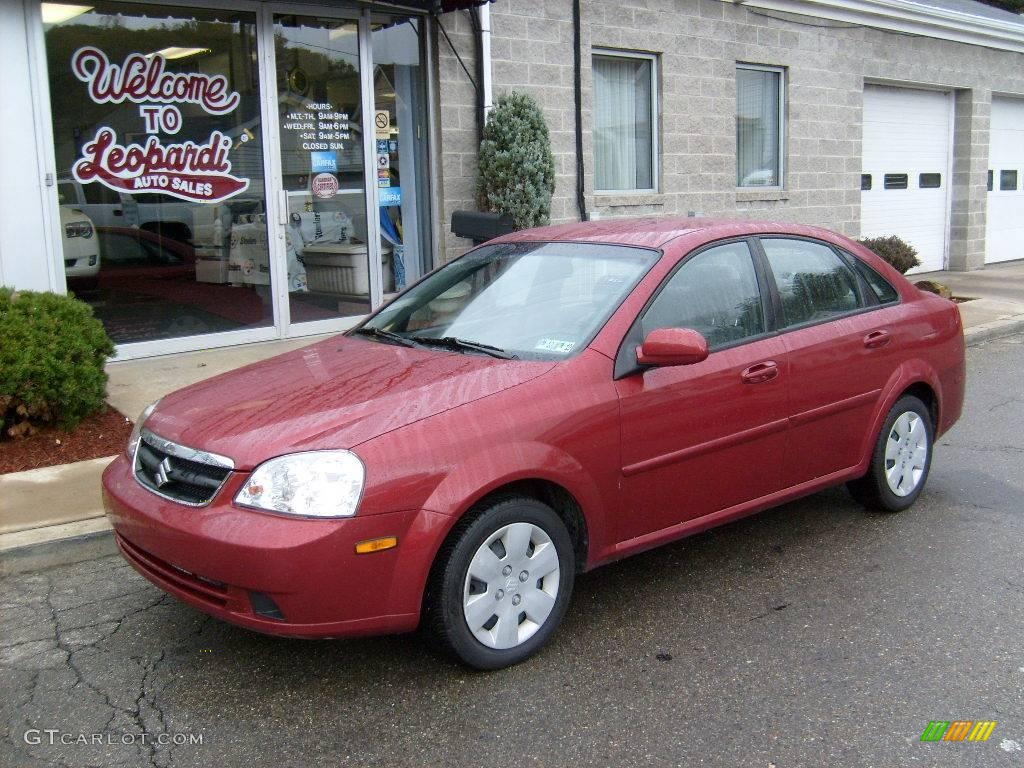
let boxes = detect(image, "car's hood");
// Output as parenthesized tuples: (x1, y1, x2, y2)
(145, 335, 555, 469)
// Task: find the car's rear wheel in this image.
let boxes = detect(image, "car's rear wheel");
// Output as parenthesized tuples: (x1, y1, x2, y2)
(847, 395, 933, 512)
(425, 496, 575, 670)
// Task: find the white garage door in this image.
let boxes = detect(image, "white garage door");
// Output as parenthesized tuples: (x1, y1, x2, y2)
(861, 85, 952, 273)
(986, 96, 1024, 264)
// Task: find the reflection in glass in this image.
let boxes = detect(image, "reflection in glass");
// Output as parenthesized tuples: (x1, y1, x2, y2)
(45, 2, 272, 345)
(275, 15, 373, 323)
(373, 19, 431, 292)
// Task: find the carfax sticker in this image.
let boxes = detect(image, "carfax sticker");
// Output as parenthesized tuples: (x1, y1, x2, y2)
(535, 338, 576, 353)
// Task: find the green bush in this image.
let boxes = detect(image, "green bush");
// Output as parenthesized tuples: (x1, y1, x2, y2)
(477, 91, 556, 230)
(857, 235, 921, 274)
(0, 288, 114, 437)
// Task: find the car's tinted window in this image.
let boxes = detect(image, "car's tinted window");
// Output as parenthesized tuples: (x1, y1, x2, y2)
(761, 238, 861, 327)
(82, 184, 121, 205)
(100, 233, 150, 264)
(641, 242, 765, 349)
(849, 254, 899, 304)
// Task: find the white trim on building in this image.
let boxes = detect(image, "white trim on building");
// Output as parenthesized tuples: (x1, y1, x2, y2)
(730, 0, 1024, 54)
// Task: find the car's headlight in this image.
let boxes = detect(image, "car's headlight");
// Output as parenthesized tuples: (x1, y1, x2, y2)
(126, 401, 159, 460)
(64, 221, 93, 238)
(234, 451, 365, 518)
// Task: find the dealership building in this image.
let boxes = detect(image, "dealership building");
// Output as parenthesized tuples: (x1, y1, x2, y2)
(1, 0, 1023, 360)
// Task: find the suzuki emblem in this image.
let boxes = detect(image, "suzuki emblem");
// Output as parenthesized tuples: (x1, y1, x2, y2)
(154, 457, 173, 487)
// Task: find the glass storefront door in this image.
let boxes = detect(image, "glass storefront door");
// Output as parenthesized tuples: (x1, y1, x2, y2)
(41, 1, 433, 357)
(272, 12, 375, 324)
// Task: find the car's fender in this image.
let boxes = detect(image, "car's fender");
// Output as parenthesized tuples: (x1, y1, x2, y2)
(419, 439, 613, 569)
(855, 359, 945, 474)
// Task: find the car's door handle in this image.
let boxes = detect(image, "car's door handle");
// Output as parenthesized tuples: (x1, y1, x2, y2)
(864, 329, 891, 349)
(741, 361, 779, 384)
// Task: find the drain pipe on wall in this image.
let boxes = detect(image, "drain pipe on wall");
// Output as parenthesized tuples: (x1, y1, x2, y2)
(572, 0, 588, 222)
(479, 3, 493, 120)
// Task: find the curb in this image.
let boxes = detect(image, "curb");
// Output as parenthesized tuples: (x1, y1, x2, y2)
(963, 315, 1024, 346)
(0, 455, 113, 536)
(0, 524, 116, 577)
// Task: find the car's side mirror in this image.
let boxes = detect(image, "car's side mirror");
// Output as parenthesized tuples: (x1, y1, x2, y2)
(635, 328, 709, 367)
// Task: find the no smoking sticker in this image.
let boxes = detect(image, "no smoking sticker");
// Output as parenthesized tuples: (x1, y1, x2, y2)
(374, 110, 390, 138)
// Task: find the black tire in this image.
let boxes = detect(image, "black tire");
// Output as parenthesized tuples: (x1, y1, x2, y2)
(424, 496, 575, 670)
(847, 395, 934, 512)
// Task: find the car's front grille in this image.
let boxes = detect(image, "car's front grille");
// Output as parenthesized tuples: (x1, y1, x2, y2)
(133, 429, 234, 506)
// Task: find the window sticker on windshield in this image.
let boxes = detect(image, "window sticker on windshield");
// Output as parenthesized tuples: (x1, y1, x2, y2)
(535, 338, 576, 354)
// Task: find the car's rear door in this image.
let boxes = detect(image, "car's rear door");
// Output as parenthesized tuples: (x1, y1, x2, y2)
(754, 236, 903, 487)
(613, 239, 790, 544)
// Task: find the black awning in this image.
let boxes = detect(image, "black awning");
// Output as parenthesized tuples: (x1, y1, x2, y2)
(372, 0, 492, 13)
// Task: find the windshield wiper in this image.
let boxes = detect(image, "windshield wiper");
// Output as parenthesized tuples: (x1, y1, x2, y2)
(350, 326, 417, 348)
(408, 335, 517, 360)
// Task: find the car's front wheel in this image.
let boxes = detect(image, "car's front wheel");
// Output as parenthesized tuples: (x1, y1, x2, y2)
(847, 395, 934, 512)
(425, 496, 575, 670)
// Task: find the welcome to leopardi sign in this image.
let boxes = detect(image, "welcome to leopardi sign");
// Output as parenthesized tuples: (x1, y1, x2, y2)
(69, 46, 250, 204)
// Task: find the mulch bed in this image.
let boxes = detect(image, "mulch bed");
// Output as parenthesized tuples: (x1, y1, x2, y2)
(0, 406, 132, 475)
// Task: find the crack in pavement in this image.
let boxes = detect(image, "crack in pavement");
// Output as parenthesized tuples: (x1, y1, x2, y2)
(2, 566, 181, 768)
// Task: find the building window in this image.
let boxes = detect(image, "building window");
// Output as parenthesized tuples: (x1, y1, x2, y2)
(43, 2, 271, 346)
(592, 51, 657, 192)
(919, 173, 941, 189)
(736, 64, 784, 188)
(861, 174, 872, 191)
(884, 173, 909, 190)
(1001, 170, 1019, 191)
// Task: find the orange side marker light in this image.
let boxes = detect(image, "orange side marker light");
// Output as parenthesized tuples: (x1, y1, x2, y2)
(355, 536, 398, 554)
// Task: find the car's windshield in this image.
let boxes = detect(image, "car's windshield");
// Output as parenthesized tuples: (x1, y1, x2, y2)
(356, 241, 658, 360)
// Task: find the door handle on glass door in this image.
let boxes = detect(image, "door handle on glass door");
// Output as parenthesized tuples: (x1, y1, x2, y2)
(864, 330, 891, 348)
(741, 361, 779, 384)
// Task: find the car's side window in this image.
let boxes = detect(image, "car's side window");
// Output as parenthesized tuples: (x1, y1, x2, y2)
(760, 238, 862, 327)
(847, 253, 899, 304)
(641, 242, 765, 349)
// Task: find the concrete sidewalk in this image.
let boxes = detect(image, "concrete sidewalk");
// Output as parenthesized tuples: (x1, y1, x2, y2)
(3, 262, 1024, 560)
(915, 259, 1024, 344)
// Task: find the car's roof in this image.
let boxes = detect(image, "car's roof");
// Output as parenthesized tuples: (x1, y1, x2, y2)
(493, 217, 844, 250)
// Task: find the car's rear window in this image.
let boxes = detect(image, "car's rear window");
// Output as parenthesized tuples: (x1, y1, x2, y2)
(850, 255, 899, 304)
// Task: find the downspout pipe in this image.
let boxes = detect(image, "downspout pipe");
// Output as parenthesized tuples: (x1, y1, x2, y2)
(572, 0, 587, 221)
(479, 2, 493, 120)
(470, 9, 484, 146)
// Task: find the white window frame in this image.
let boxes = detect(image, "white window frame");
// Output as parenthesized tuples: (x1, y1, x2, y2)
(592, 48, 659, 195)
(736, 63, 786, 190)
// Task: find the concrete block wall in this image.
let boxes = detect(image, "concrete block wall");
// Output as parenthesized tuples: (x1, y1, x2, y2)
(949, 89, 991, 271)
(435, 0, 1024, 267)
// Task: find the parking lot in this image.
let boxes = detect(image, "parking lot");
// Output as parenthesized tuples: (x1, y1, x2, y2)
(2, 334, 1023, 768)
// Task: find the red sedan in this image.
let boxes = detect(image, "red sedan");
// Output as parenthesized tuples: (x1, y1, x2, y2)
(103, 219, 965, 669)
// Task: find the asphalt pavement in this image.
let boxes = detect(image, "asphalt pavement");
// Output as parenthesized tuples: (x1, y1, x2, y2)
(2, 335, 1023, 768)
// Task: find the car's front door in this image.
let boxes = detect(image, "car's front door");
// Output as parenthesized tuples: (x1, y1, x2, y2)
(755, 236, 900, 486)
(613, 240, 790, 544)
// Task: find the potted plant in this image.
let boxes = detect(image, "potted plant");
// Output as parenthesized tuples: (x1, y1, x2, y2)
(451, 92, 556, 244)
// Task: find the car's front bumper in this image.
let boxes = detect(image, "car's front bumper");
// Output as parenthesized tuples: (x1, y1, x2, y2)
(102, 454, 450, 638)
